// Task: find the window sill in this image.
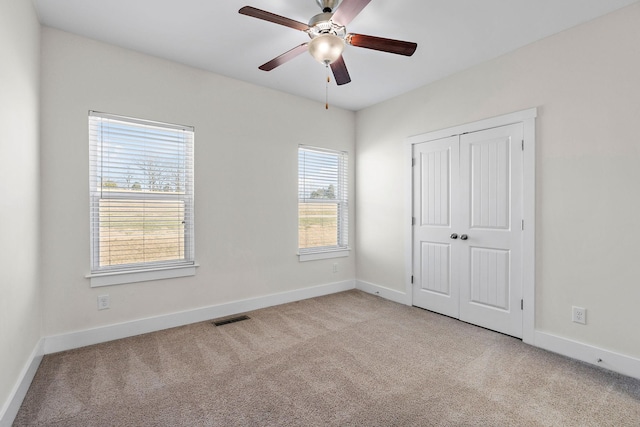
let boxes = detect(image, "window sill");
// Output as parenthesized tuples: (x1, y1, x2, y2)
(298, 249, 350, 262)
(87, 263, 199, 287)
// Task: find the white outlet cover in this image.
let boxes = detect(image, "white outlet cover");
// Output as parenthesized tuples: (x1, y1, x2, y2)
(572, 306, 586, 324)
(98, 295, 110, 310)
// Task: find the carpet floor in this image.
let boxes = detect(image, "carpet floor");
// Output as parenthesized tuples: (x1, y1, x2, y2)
(14, 290, 640, 426)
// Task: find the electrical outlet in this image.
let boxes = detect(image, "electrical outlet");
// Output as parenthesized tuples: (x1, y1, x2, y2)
(572, 306, 586, 324)
(332, 263, 338, 273)
(97, 295, 110, 310)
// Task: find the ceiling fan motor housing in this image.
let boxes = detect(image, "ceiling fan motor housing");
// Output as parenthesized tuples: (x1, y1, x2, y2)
(308, 13, 346, 39)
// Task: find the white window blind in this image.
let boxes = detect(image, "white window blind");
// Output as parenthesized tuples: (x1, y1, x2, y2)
(298, 146, 348, 255)
(89, 111, 195, 275)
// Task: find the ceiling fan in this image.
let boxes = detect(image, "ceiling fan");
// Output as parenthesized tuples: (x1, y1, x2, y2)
(239, 0, 417, 86)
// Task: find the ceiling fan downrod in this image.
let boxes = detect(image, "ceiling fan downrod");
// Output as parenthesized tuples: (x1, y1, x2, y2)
(316, 0, 340, 13)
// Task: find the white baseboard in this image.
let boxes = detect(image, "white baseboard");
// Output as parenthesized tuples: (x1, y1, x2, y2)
(356, 280, 411, 305)
(0, 338, 44, 427)
(7, 280, 638, 427)
(44, 280, 356, 355)
(355, 280, 640, 381)
(534, 331, 640, 380)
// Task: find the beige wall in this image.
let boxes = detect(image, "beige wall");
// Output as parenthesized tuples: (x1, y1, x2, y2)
(356, 3, 640, 358)
(40, 28, 356, 336)
(4, 1, 639, 415)
(0, 0, 41, 414)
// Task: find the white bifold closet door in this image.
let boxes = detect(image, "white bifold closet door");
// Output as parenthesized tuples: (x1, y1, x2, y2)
(412, 123, 523, 338)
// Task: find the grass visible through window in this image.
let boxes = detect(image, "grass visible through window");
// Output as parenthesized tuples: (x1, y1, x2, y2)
(98, 199, 185, 266)
(298, 203, 338, 248)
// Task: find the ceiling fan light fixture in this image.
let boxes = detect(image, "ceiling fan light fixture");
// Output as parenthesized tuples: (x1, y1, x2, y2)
(239, 0, 417, 86)
(308, 33, 345, 65)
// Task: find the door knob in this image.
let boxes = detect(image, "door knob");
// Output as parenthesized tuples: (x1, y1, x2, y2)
(460, 234, 468, 240)
(450, 233, 458, 239)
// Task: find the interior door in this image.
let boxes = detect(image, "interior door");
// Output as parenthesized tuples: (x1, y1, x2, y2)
(412, 136, 460, 318)
(458, 124, 523, 338)
(412, 124, 523, 338)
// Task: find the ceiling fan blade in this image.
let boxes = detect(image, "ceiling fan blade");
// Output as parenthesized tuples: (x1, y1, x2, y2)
(259, 43, 309, 71)
(239, 6, 309, 32)
(330, 56, 351, 85)
(331, 0, 372, 25)
(347, 33, 417, 56)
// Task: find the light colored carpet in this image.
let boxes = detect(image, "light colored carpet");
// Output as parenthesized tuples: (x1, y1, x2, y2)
(14, 290, 640, 426)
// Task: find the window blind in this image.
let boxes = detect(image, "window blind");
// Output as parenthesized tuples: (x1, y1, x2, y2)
(89, 111, 195, 274)
(298, 146, 348, 253)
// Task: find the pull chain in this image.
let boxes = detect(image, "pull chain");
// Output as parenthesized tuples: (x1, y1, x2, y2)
(325, 64, 330, 110)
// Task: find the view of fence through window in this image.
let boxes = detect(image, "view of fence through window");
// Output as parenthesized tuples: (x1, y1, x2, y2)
(89, 112, 194, 272)
(98, 199, 186, 266)
(298, 146, 348, 251)
(298, 203, 338, 248)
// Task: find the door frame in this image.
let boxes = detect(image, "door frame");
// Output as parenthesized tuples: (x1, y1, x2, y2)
(404, 108, 537, 345)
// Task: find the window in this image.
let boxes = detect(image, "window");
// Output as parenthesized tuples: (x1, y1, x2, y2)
(298, 146, 349, 261)
(88, 111, 195, 286)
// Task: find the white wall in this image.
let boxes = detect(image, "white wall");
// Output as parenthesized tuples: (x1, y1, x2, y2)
(356, 3, 640, 358)
(0, 0, 41, 416)
(40, 28, 356, 337)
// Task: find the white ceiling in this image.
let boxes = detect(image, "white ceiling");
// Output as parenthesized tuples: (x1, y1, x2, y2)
(33, 0, 638, 111)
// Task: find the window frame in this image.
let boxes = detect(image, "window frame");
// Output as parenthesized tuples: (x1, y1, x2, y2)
(297, 145, 350, 261)
(87, 111, 196, 287)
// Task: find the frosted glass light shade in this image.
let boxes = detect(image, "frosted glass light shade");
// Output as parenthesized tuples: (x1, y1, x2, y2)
(308, 34, 344, 65)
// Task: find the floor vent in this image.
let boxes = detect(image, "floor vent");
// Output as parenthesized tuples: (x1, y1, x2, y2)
(212, 315, 250, 326)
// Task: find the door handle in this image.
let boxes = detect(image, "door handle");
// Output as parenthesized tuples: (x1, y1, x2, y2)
(450, 233, 458, 240)
(460, 234, 468, 240)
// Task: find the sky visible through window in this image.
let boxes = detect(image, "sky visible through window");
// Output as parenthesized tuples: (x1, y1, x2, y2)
(96, 119, 189, 194)
(298, 148, 340, 200)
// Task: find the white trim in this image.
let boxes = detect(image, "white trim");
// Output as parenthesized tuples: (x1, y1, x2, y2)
(404, 107, 537, 343)
(534, 331, 640, 380)
(521, 116, 536, 345)
(404, 141, 414, 300)
(298, 249, 350, 262)
(0, 339, 44, 427)
(363, 279, 640, 381)
(89, 111, 196, 279)
(406, 108, 538, 145)
(356, 280, 411, 305)
(87, 263, 198, 287)
(89, 110, 194, 132)
(298, 145, 350, 254)
(44, 280, 356, 354)
(6, 287, 639, 427)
